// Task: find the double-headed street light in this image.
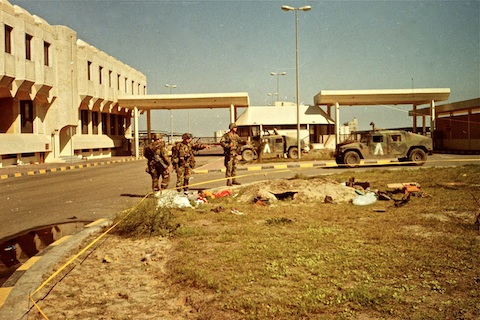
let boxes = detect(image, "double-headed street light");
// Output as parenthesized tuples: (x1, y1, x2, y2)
(281, 4, 311, 159)
(270, 71, 286, 102)
(165, 84, 177, 143)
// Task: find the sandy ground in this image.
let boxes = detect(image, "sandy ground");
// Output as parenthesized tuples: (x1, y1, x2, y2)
(27, 178, 357, 319)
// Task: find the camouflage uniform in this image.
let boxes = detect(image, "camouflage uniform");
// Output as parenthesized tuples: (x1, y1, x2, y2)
(220, 123, 245, 186)
(143, 134, 171, 192)
(171, 133, 206, 192)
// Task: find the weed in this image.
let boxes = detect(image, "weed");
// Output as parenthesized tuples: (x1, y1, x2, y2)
(113, 197, 179, 238)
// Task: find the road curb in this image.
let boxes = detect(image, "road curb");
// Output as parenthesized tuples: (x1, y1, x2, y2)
(0, 157, 142, 180)
(0, 219, 110, 318)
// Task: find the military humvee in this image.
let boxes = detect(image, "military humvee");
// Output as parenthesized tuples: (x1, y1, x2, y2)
(335, 130, 433, 167)
(240, 134, 304, 161)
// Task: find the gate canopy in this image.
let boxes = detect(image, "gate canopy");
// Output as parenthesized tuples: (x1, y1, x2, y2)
(117, 92, 250, 158)
(313, 88, 451, 143)
(118, 92, 250, 111)
(314, 88, 450, 106)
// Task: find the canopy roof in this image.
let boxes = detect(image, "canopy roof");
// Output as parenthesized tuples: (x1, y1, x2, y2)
(236, 105, 334, 126)
(314, 88, 450, 106)
(118, 92, 250, 110)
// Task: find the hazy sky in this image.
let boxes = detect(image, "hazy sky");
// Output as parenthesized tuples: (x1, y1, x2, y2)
(11, 0, 480, 136)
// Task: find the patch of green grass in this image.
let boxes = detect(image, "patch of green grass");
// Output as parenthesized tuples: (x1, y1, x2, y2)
(141, 166, 480, 319)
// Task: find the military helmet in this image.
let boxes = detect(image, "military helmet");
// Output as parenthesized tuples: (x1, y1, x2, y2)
(182, 133, 192, 140)
(152, 133, 162, 140)
(229, 123, 237, 129)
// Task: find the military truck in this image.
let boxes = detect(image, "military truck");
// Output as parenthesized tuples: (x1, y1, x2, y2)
(335, 130, 433, 167)
(240, 134, 304, 161)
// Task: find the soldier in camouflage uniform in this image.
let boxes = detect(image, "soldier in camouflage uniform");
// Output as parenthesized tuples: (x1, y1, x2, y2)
(171, 133, 207, 192)
(143, 133, 171, 193)
(220, 123, 245, 186)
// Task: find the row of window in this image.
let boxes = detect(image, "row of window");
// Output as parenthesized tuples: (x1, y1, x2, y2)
(4, 24, 144, 95)
(80, 110, 126, 136)
(4, 24, 50, 66)
(86, 61, 146, 95)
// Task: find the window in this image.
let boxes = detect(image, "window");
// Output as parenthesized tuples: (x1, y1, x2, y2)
(372, 135, 383, 143)
(117, 115, 124, 135)
(43, 41, 50, 66)
(81, 110, 89, 134)
(117, 75, 121, 90)
(110, 114, 116, 135)
(20, 100, 34, 133)
(101, 113, 108, 134)
(99, 66, 103, 84)
(108, 70, 112, 87)
(25, 34, 32, 60)
(87, 61, 92, 80)
(131, 80, 134, 94)
(92, 112, 99, 134)
(5, 25, 12, 53)
(124, 78, 128, 92)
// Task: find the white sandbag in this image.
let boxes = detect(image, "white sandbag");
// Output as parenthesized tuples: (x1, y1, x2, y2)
(157, 190, 192, 208)
(352, 191, 377, 206)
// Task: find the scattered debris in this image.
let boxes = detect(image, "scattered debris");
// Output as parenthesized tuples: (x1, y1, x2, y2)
(211, 206, 225, 213)
(271, 191, 298, 201)
(230, 208, 244, 215)
(254, 196, 270, 206)
(324, 195, 336, 204)
(352, 191, 377, 206)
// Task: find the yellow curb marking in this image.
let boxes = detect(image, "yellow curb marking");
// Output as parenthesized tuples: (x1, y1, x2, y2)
(0, 287, 13, 308)
(194, 169, 209, 174)
(14, 173, 22, 178)
(247, 166, 262, 171)
(27, 171, 35, 176)
(50, 235, 72, 246)
(60, 167, 67, 171)
(325, 161, 337, 167)
(39, 169, 47, 174)
(1, 175, 8, 179)
(377, 160, 391, 165)
(274, 164, 288, 169)
(17, 256, 41, 271)
(299, 163, 313, 168)
(85, 218, 107, 228)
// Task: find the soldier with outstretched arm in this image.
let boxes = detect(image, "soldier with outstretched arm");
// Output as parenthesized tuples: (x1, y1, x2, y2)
(220, 123, 245, 186)
(171, 133, 208, 192)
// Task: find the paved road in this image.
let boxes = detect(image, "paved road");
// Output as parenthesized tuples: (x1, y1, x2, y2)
(1, 153, 479, 241)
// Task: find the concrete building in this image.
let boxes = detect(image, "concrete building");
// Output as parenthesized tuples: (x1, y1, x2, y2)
(0, 0, 146, 167)
(234, 101, 336, 149)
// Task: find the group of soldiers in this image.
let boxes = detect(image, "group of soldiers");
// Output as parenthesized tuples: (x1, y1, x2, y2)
(143, 123, 244, 194)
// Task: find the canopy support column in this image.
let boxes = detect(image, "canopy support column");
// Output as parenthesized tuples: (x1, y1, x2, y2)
(230, 104, 235, 124)
(412, 104, 417, 133)
(146, 109, 152, 140)
(335, 102, 340, 144)
(134, 107, 139, 158)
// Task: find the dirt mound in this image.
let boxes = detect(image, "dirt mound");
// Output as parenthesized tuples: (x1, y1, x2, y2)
(238, 177, 357, 204)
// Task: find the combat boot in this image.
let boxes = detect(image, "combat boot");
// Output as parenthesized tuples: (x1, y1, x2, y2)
(232, 179, 241, 185)
(226, 179, 232, 186)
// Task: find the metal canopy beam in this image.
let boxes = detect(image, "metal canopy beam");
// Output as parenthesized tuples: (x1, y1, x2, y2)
(314, 88, 450, 106)
(118, 92, 250, 111)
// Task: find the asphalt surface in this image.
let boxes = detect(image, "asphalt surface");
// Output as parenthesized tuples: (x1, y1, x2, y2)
(0, 153, 479, 319)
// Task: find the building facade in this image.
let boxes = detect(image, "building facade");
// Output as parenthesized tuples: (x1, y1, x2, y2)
(0, 0, 146, 167)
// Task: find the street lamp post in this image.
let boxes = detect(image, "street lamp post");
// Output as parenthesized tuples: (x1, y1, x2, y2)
(165, 84, 177, 143)
(270, 71, 286, 102)
(281, 4, 311, 159)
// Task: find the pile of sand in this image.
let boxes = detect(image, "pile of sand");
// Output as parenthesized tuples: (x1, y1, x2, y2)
(237, 177, 357, 204)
